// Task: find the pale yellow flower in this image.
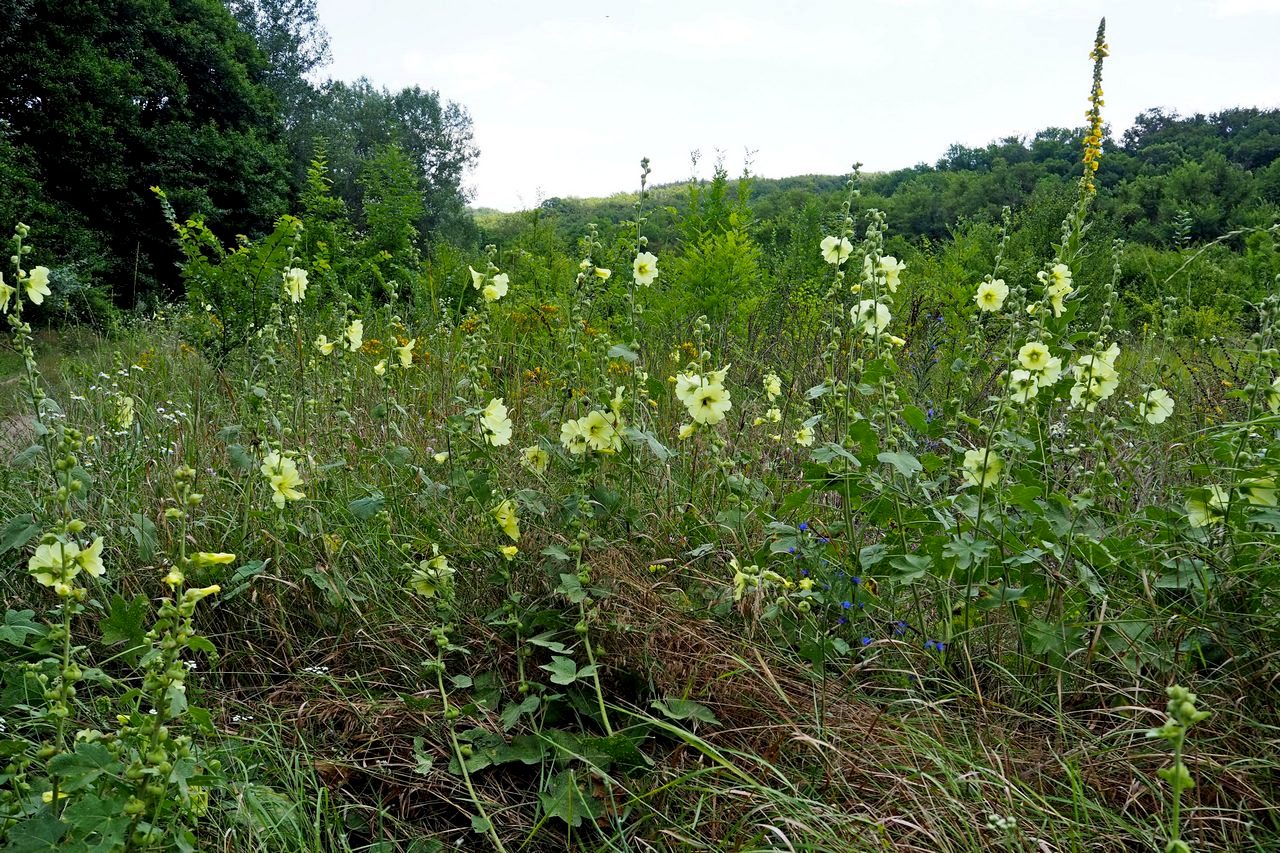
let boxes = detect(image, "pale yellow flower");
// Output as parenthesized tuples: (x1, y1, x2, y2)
(1139, 388, 1174, 424)
(261, 451, 305, 508)
(687, 382, 732, 425)
(962, 448, 1002, 488)
(1046, 281, 1073, 317)
(410, 546, 453, 598)
(580, 410, 617, 452)
(29, 540, 80, 587)
(483, 273, 509, 302)
(25, 266, 51, 305)
(852, 299, 891, 336)
(192, 552, 237, 567)
(284, 267, 308, 303)
(492, 499, 521, 542)
(373, 360, 387, 376)
(763, 372, 781, 401)
(114, 395, 135, 430)
(395, 338, 415, 368)
(820, 235, 853, 266)
(469, 265, 486, 289)
(974, 279, 1009, 312)
(794, 425, 815, 447)
(1268, 376, 1280, 413)
(345, 319, 364, 352)
(1009, 369, 1039, 403)
(633, 252, 659, 286)
(594, 267, 612, 281)
(501, 545, 519, 560)
(560, 418, 589, 455)
(1037, 356, 1063, 388)
(1039, 264, 1074, 317)
(0, 273, 13, 314)
(1185, 486, 1229, 527)
(678, 423, 697, 440)
(481, 398, 513, 446)
(76, 536, 106, 578)
(1017, 341, 1051, 372)
(522, 445, 550, 474)
(315, 334, 335, 356)
(878, 256, 906, 293)
(433, 451, 450, 464)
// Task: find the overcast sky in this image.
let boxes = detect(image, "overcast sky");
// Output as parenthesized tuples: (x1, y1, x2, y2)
(315, 0, 1280, 211)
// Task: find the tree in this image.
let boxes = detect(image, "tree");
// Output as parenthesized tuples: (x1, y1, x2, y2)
(299, 79, 478, 244)
(0, 0, 291, 298)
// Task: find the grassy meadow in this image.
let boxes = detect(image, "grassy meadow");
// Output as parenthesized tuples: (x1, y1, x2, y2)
(3, 24, 1280, 853)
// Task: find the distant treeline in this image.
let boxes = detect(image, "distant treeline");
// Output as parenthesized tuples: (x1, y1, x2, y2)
(480, 107, 1280, 251)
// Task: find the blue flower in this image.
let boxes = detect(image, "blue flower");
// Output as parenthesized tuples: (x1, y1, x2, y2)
(798, 522, 809, 532)
(841, 600, 852, 609)
(818, 536, 830, 544)
(788, 546, 797, 554)
(851, 576, 861, 585)
(861, 636, 872, 646)
(836, 616, 848, 626)
(893, 620, 907, 637)
(800, 568, 809, 577)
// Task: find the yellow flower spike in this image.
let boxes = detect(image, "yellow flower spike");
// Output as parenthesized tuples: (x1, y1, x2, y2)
(164, 568, 185, 588)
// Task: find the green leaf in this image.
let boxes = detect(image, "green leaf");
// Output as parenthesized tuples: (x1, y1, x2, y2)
(11, 443, 43, 468)
(813, 443, 861, 466)
(526, 631, 572, 655)
(128, 513, 157, 562)
(0, 609, 45, 647)
(538, 771, 603, 828)
(493, 734, 547, 766)
(411, 737, 435, 775)
(48, 742, 120, 792)
(889, 554, 931, 585)
(0, 514, 39, 554)
(778, 487, 812, 516)
(62, 793, 130, 851)
(878, 451, 922, 477)
(500, 695, 540, 731)
(651, 698, 719, 726)
(606, 343, 638, 362)
(902, 405, 929, 433)
(99, 595, 149, 663)
(805, 381, 829, 399)
(1, 813, 66, 851)
(347, 492, 386, 520)
(227, 443, 255, 472)
(554, 573, 589, 604)
(623, 426, 672, 461)
(542, 656, 583, 686)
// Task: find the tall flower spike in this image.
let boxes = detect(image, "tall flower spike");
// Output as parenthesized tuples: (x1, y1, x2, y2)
(1082, 18, 1108, 195)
